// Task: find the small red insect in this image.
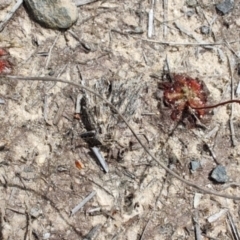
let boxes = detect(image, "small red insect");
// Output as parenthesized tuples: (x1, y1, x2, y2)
(159, 74, 208, 122)
(0, 48, 12, 74)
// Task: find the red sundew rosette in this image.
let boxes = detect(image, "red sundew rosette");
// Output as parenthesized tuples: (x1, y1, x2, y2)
(162, 74, 208, 120)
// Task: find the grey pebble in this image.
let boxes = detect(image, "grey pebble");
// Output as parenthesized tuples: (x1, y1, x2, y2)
(30, 206, 43, 218)
(24, 0, 79, 29)
(43, 233, 51, 239)
(210, 165, 228, 183)
(190, 160, 201, 171)
(216, 0, 234, 15)
(186, 10, 195, 17)
(200, 25, 210, 35)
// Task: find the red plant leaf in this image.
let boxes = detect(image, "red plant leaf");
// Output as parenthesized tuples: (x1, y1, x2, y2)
(0, 59, 12, 74)
(161, 74, 208, 121)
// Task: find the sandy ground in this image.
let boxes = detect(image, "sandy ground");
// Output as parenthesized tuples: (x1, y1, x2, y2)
(1, 0, 240, 239)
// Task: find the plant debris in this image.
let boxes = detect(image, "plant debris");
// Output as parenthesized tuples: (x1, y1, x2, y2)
(159, 74, 208, 124)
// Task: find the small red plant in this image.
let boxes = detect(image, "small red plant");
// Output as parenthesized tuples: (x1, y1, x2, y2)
(0, 48, 12, 74)
(159, 73, 240, 126)
(160, 74, 208, 121)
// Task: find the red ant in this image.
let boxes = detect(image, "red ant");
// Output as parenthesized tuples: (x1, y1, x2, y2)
(159, 73, 240, 127)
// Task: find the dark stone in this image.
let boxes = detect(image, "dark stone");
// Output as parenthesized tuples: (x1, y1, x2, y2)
(24, 0, 78, 29)
(190, 160, 201, 171)
(216, 0, 234, 15)
(186, 10, 195, 18)
(210, 165, 228, 183)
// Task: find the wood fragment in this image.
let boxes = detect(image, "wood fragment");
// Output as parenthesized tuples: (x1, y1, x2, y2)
(53, 102, 66, 125)
(148, 1, 154, 38)
(207, 209, 228, 223)
(71, 191, 96, 216)
(193, 193, 202, 209)
(163, 0, 168, 38)
(75, 93, 83, 114)
(217, 47, 225, 62)
(0, 0, 23, 32)
(236, 81, 240, 96)
(86, 207, 101, 214)
(92, 147, 109, 173)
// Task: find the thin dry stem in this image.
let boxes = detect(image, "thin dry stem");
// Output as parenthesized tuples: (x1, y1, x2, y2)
(192, 99, 240, 109)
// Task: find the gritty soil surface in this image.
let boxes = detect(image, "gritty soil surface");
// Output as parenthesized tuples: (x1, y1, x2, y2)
(1, 0, 240, 239)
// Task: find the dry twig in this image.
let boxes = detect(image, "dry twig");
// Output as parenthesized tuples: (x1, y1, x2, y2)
(6, 75, 240, 201)
(45, 32, 61, 69)
(140, 38, 239, 46)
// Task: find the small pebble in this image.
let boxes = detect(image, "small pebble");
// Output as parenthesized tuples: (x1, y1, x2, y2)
(30, 206, 43, 218)
(200, 25, 210, 35)
(210, 165, 228, 183)
(216, 0, 234, 15)
(43, 233, 51, 239)
(186, 10, 195, 17)
(190, 160, 201, 171)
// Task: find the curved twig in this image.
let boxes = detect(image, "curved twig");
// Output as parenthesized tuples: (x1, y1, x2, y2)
(6, 75, 240, 200)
